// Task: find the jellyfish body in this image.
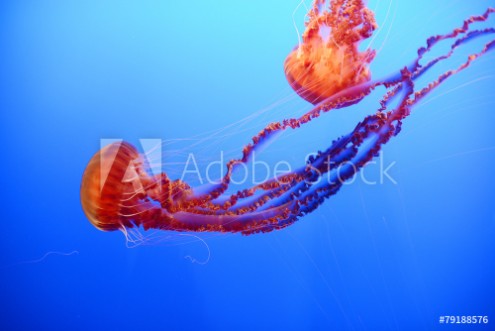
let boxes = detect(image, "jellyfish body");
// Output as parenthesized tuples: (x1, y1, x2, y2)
(81, 142, 144, 231)
(284, 0, 377, 105)
(80, 3, 495, 235)
(81, 142, 197, 232)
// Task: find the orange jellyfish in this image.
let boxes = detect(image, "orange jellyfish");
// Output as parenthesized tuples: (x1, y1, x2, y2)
(80, 142, 143, 231)
(284, 0, 377, 105)
(81, 142, 196, 232)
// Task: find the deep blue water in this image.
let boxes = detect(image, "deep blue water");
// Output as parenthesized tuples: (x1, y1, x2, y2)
(1, 1, 494, 330)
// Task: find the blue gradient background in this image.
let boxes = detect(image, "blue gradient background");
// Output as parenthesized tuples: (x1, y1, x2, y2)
(1, 1, 494, 330)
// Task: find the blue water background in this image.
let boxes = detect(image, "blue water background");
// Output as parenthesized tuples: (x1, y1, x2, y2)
(1, 1, 494, 330)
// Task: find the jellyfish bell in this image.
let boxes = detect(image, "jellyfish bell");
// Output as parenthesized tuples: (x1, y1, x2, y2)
(80, 141, 147, 231)
(284, 44, 375, 105)
(81, 141, 196, 232)
(284, 0, 377, 105)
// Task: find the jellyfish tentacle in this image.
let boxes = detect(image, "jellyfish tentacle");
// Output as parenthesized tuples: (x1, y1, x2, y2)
(185, 10, 495, 211)
(80, 3, 495, 235)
